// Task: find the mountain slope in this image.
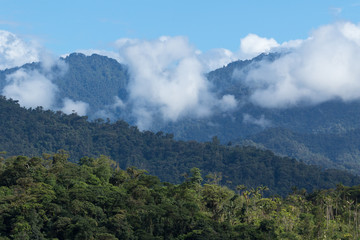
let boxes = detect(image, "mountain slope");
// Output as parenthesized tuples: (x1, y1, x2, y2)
(2, 53, 360, 174)
(55, 53, 129, 112)
(0, 96, 359, 196)
(244, 127, 360, 174)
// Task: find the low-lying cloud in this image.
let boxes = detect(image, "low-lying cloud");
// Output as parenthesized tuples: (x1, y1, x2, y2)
(245, 21, 360, 108)
(76, 22, 360, 127)
(61, 34, 281, 127)
(61, 98, 89, 116)
(3, 69, 58, 109)
(114, 36, 237, 129)
(243, 114, 271, 128)
(3, 21, 360, 127)
(0, 30, 74, 113)
(218, 95, 238, 111)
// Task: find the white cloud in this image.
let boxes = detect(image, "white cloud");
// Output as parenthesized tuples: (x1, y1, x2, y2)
(61, 98, 89, 116)
(239, 33, 279, 59)
(243, 114, 271, 128)
(197, 34, 284, 71)
(0, 30, 41, 70)
(218, 94, 238, 111)
(0, 30, 71, 112)
(245, 21, 360, 108)
(115, 36, 221, 129)
(276, 39, 305, 51)
(2, 69, 58, 109)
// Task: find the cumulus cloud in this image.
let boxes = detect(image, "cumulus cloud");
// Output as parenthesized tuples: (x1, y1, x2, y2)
(115, 36, 235, 129)
(196, 34, 283, 71)
(61, 98, 89, 116)
(239, 34, 280, 59)
(245, 21, 360, 108)
(243, 114, 271, 128)
(2, 69, 58, 109)
(194, 33, 283, 71)
(0, 30, 41, 70)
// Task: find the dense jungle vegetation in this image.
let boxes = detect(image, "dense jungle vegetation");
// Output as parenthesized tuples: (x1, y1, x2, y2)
(0, 153, 360, 239)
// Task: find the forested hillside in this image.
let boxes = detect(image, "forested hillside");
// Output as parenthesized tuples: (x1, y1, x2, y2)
(1, 153, 360, 239)
(55, 53, 129, 113)
(2, 53, 360, 175)
(0, 96, 359, 196)
(243, 128, 360, 175)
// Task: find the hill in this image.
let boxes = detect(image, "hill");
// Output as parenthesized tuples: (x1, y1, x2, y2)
(0, 96, 359, 196)
(2, 53, 360, 174)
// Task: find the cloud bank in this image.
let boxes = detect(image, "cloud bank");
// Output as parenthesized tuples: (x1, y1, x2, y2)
(3, 21, 360, 128)
(87, 22, 360, 127)
(245, 22, 360, 108)
(114, 36, 237, 128)
(109, 33, 289, 128)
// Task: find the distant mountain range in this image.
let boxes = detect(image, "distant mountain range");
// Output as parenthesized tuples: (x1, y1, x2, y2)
(1, 53, 360, 174)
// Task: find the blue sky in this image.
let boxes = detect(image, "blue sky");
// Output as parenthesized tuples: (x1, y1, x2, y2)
(1, 0, 360, 55)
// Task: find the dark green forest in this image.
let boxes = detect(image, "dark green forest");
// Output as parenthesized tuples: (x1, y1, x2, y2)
(1, 153, 360, 239)
(243, 127, 360, 175)
(1, 96, 359, 197)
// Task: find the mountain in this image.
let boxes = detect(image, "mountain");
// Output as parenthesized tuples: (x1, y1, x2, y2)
(0, 53, 130, 119)
(0, 96, 359, 196)
(2, 53, 360, 174)
(54, 53, 129, 113)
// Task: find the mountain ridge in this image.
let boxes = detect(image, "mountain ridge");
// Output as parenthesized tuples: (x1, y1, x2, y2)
(0, 96, 359, 196)
(2, 53, 360, 175)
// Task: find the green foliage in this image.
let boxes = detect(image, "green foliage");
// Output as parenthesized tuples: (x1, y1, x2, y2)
(0, 154, 360, 239)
